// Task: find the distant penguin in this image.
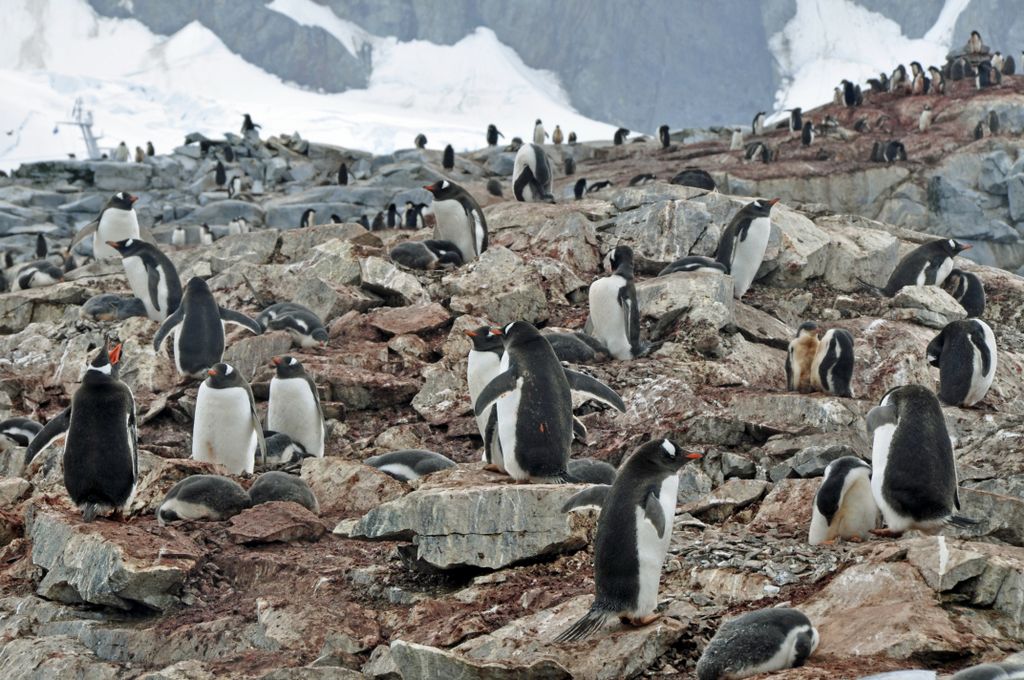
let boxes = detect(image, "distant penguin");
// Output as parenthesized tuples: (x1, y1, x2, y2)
(474, 321, 625, 482)
(171, 226, 186, 246)
(268, 356, 325, 458)
(157, 475, 251, 523)
(883, 140, 907, 162)
(364, 450, 456, 482)
(752, 112, 766, 136)
(228, 176, 242, 198)
(789, 108, 803, 132)
(25, 345, 137, 521)
(992, 52, 1004, 72)
(227, 217, 248, 236)
(414, 133, 427, 149)
(146, 141, 155, 156)
(967, 30, 984, 55)
(193, 362, 266, 475)
(919, 105, 933, 132)
(877, 238, 971, 296)
(613, 127, 630, 145)
(442, 144, 455, 170)
(300, 208, 316, 229)
(977, 61, 999, 88)
(842, 79, 861, 106)
(0, 417, 42, 446)
(358, 215, 370, 229)
(670, 167, 716, 190)
(586, 180, 612, 193)
(386, 203, 399, 228)
(929, 66, 945, 94)
(508, 136, 524, 152)
(801, 121, 815, 146)
(927, 319, 997, 408)
(330, 214, 343, 223)
(566, 457, 617, 485)
(588, 245, 646, 360)
(223, 145, 235, 163)
(811, 328, 855, 398)
(215, 161, 226, 187)
(114, 141, 129, 162)
(486, 124, 504, 146)
(249, 471, 319, 513)
(568, 131, 577, 144)
(153, 277, 262, 378)
(486, 179, 503, 197)
(512, 143, 555, 202)
(70, 191, 142, 260)
(696, 608, 819, 679)
(629, 173, 656, 186)
(256, 302, 328, 347)
(424, 179, 487, 262)
(730, 129, 744, 150)
(533, 119, 548, 145)
(199, 223, 213, 245)
(988, 110, 1000, 135)
(556, 439, 701, 641)
(786, 322, 820, 393)
(866, 385, 975, 537)
(974, 120, 986, 140)
(870, 141, 885, 162)
(658, 256, 727, 276)
(106, 238, 183, 322)
(890, 64, 908, 92)
(715, 198, 778, 298)
(390, 239, 464, 271)
(402, 201, 418, 227)
(943, 269, 985, 317)
(81, 293, 148, 321)
(241, 113, 260, 134)
(809, 456, 877, 544)
(552, 125, 564, 145)
(1002, 55, 1016, 76)
(337, 162, 348, 185)
(658, 124, 671, 148)
(134, 146, 145, 163)
(371, 211, 385, 231)
(573, 178, 587, 200)
(564, 156, 576, 176)
(17, 259, 63, 289)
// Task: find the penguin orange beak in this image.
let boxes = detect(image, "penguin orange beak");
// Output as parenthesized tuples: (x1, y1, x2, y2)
(489, 327, 503, 336)
(766, 198, 780, 207)
(108, 343, 122, 365)
(686, 452, 703, 459)
(105, 240, 120, 249)
(423, 182, 439, 194)
(207, 368, 218, 376)
(271, 356, 282, 366)
(465, 330, 477, 338)
(960, 244, 973, 251)
(128, 194, 138, 204)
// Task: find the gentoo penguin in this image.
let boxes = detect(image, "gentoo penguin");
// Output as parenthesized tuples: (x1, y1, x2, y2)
(114, 141, 129, 162)
(870, 141, 885, 162)
(146, 141, 155, 156)
(877, 238, 971, 296)
(542, 330, 611, 364)
(106, 238, 183, 322)
(171, 226, 186, 246)
(241, 113, 260, 134)
(573, 179, 587, 200)
(474, 322, 625, 482)
(193, 362, 266, 475)
(414, 133, 427, 149)
(729, 129, 744, 150)
(587, 180, 613, 193)
(629, 173, 656, 186)
(842, 79, 861, 106)
(658, 256, 728, 276)
(248, 471, 319, 513)
(977, 61, 999, 88)
(919, 105, 933, 132)
(300, 208, 316, 229)
(371, 211, 385, 231)
(25, 344, 137, 521)
(256, 302, 328, 348)
(364, 450, 456, 482)
(556, 439, 701, 640)
(16, 259, 63, 289)
(215, 161, 227, 187)
(70, 191, 143, 260)
(386, 203, 400, 228)
(264, 431, 312, 467)
(785, 322, 820, 393)
(568, 131, 577, 145)
(157, 475, 251, 524)
(0, 417, 42, 446)
(403, 201, 419, 228)
(153, 277, 262, 378)
(424, 179, 487, 262)
(227, 217, 248, 236)
(199, 223, 213, 245)
(659, 124, 671, 148)
(330, 214, 343, 223)
(967, 30, 984, 54)
(442, 144, 455, 170)
(715, 198, 778, 298)
(1002, 55, 1016, 76)
(696, 608, 819, 680)
(358, 215, 370, 229)
(533, 119, 548, 145)
(974, 120, 986, 141)
(801, 121, 815, 146)
(671, 168, 716, 190)
(951, 662, 1024, 679)
(811, 328, 855, 398)
(134, 146, 145, 163)
(337, 162, 348, 186)
(929, 66, 946, 94)
(943, 269, 985, 317)
(808, 456, 877, 544)
(267, 355, 325, 458)
(466, 326, 506, 469)
(223, 145, 235, 162)
(486, 124, 504, 146)
(866, 384, 974, 537)
(508, 136, 524, 152)
(789, 108, 803, 133)
(890, 64, 908, 92)
(81, 293, 148, 321)
(486, 179, 504, 197)
(613, 127, 630, 145)
(751, 112, 766, 136)
(988, 110, 1001, 135)
(512, 143, 555, 203)
(389, 239, 464, 270)
(588, 245, 646, 360)
(552, 125, 564, 145)
(566, 457, 617, 485)
(927, 319, 997, 408)
(228, 175, 242, 198)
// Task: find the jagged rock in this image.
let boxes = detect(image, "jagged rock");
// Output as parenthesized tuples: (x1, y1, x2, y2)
(0, 284, 92, 334)
(445, 247, 548, 325)
(138, 660, 216, 680)
(748, 478, 818, 534)
(350, 467, 594, 570)
(367, 303, 451, 336)
(957, 488, 1024, 546)
(684, 479, 771, 523)
(769, 444, 858, 481)
(0, 477, 31, 508)
(607, 198, 721, 261)
(485, 203, 604, 274)
(1008, 174, 1024, 223)
(320, 363, 420, 409)
(635, 271, 734, 328)
(0, 635, 121, 678)
(27, 503, 199, 610)
(300, 458, 407, 519)
(733, 302, 793, 345)
(360, 257, 428, 305)
(92, 161, 153, 192)
(816, 216, 901, 291)
(187, 199, 265, 226)
(890, 285, 968, 329)
(223, 331, 292, 381)
(278, 223, 380, 261)
(725, 393, 862, 433)
(718, 451, 756, 479)
(906, 537, 988, 592)
(760, 206, 831, 287)
(411, 361, 468, 425)
(303, 239, 363, 286)
(227, 501, 327, 544)
(979, 151, 1012, 195)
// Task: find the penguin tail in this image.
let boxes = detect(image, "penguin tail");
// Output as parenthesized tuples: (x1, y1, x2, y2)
(555, 607, 611, 643)
(948, 514, 981, 528)
(855, 277, 888, 297)
(80, 503, 100, 523)
(555, 470, 582, 484)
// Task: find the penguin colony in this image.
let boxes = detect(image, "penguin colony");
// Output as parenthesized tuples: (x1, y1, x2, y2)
(1, 42, 1020, 675)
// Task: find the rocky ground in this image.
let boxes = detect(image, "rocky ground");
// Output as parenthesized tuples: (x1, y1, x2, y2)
(1, 84, 1024, 679)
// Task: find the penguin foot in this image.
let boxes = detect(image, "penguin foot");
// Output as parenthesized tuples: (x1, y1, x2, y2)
(482, 464, 502, 472)
(819, 539, 836, 546)
(847, 535, 864, 543)
(870, 528, 904, 538)
(622, 614, 660, 627)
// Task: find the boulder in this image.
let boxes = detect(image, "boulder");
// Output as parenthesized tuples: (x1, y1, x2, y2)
(360, 257, 429, 305)
(635, 271, 734, 328)
(760, 206, 831, 287)
(367, 303, 451, 337)
(445, 247, 549, 325)
(0, 635, 121, 679)
(300, 458, 408, 519)
(817, 216, 901, 291)
(227, 501, 327, 544)
(890, 286, 967, 329)
(684, 479, 771, 523)
(92, 161, 152, 192)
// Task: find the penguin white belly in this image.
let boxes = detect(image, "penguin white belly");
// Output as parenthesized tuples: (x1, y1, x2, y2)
(808, 505, 831, 545)
(589, 276, 632, 360)
(376, 463, 418, 482)
(934, 257, 954, 286)
(432, 199, 474, 261)
(964, 323, 996, 406)
(632, 475, 678, 617)
(268, 377, 324, 457)
(193, 384, 257, 474)
(467, 350, 502, 436)
(870, 423, 909, 532)
(95, 211, 140, 259)
(741, 625, 819, 676)
(835, 473, 878, 539)
(730, 217, 771, 297)
(495, 377, 526, 480)
(159, 498, 217, 522)
(122, 256, 159, 320)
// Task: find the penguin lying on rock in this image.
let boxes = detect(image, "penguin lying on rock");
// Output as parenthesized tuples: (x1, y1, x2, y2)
(696, 607, 819, 679)
(158, 475, 251, 523)
(364, 450, 456, 482)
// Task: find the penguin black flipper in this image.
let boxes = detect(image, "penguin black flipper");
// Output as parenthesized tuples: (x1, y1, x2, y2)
(926, 331, 945, 368)
(218, 307, 262, 335)
(513, 165, 536, 202)
(563, 369, 626, 411)
(24, 407, 71, 465)
(642, 487, 667, 538)
(146, 260, 163, 313)
(473, 370, 518, 417)
(153, 306, 184, 351)
(70, 220, 99, 251)
(865, 403, 896, 435)
(562, 484, 612, 512)
(617, 283, 644, 358)
(572, 416, 588, 443)
(483, 407, 499, 464)
(242, 380, 268, 467)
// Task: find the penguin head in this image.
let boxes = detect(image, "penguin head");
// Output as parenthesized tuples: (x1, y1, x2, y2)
(603, 245, 634, 274)
(87, 342, 122, 379)
(535, 119, 542, 125)
(205, 362, 244, 388)
(465, 326, 504, 353)
(271, 355, 305, 378)
(107, 192, 138, 211)
(795, 321, 819, 338)
(183, 276, 212, 298)
(747, 197, 780, 218)
(106, 239, 145, 257)
(311, 328, 329, 344)
(636, 438, 702, 472)
(423, 180, 459, 201)
(941, 239, 972, 255)
(491, 321, 541, 348)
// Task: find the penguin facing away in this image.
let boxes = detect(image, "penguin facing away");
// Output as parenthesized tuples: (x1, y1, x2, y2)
(337, 162, 348, 185)
(943, 269, 985, 317)
(268, 355, 326, 458)
(157, 475, 251, 524)
(364, 449, 456, 482)
(192, 362, 267, 475)
(414, 133, 427, 149)
(556, 439, 702, 641)
(423, 179, 488, 262)
(659, 124, 671, 148)
(256, 302, 328, 348)
(442, 144, 455, 170)
(533, 119, 547, 145)
(811, 328, 855, 397)
(801, 121, 815, 146)
(249, 471, 319, 513)
(808, 456, 877, 544)
(512, 143, 555, 203)
(927, 318, 997, 408)
(486, 124, 504, 146)
(696, 607, 819, 680)
(588, 245, 647, 360)
(106, 238, 183, 322)
(300, 208, 316, 229)
(715, 198, 779, 298)
(785, 322, 820, 393)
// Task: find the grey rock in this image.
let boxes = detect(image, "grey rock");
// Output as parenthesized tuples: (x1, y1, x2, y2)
(769, 445, 859, 482)
(890, 286, 967, 329)
(608, 199, 721, 261)
(817, 216, 901, 291)
(979, 151, 1012, 195)
(91, 161, 152, 192)
(360, 256, 429, 305)
(685, 479, 771, 522)
(444, 247, 549, 325)
(188, 200, 265, 226)
(1007, 174, 1024, 223)
(635, 271, 734, 328)
(0, 635, 121, 679)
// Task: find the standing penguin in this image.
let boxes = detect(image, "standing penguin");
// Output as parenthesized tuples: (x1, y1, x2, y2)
(70, 191, 145, 260)
(268, 355, 325, 458)
(811, 328, 855, 397)
(573, 178, 587, 200)
(153, 277, 262, 378)
(613, 127, 630, 145)
(927, 319, 997, 408)
(386, 203, 400, 229)
(533, 119, 548, 145)
(442, 144, 455, 170)
(414, 133, 427, 149)
(919, 105, 934, 132)
(877, 238, 972, 296)
(866, 385, 975, 537)
(193, 363, 266, 474)
(146, 141, 155, 156)
(556, 439, 702, 641)
(801, 121, 815, 146)
(696, 608, 819, 680)
(988, 110, 1001, 135)
(25, 344, 137, 521)
(568, 131, 577, 145)
(106, 239, 183, 322)
(552, 125, 564, 145)
(424, 179, 487, 262)
(473, 321, 625, 483)
(300, 208, 316, 229)
(588, 245, 646, 360)
(789, 108, 803, 133)
(659, 124, 671, 148)
(171, 226, 186, 247)
(564, 156, 576, 176)
(486, 124, 504, 146)
(199, 223, 214, 245)
(512, 143, 554, 202)
(943, 269, 985, 317)
(465, 327, 506, 469)
(785, 322, 820, 393)
(808, 456, 877, 544)
(114, 142, 129, 162)
(215, 161, 227, 187)
(715, 198, 779, 298)
(337, 162, 348, 186)
(752, 112, 766, 136)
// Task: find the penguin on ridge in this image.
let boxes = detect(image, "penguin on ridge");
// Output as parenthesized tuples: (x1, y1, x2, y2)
(0, 417, 43, 446)
(563, 156, 576, 176)
(927, 318, 997, 408)
(512, 143, 555, 202)
(552, 125, 564, 145)
(146, 141, 155, 156)
(389, 239, 464, 270)
(568, 131, 577, 145)
(300, 208, 316, 229)
(114, 141, 129, 162)
(943, 269, 985, 317)
(884, 140, 907, 162)
(423, 179, 487, 262)
(256, 302, 328, 348)
(364, 450, 456, 482)
(556, 439, 701, 641)
(199, 223, 214, 245)
(789, 108, 803, 133)
(533, 119, 548, 145)
(442, 144, 455, 170)
(414, 133, 427, 149)
(658, 256, 727, 276)
(808, 456, 877, 544)
(659, 124, 671, 148)
(486, 124, 504, 146)
(386, 203, 400, 228)
(613, 127, 630, 145)
(70, 191, 150, 260)
(215, 161, 226, 187)
(371, 211, 385, 231)
(193, 362, 266, 475)
(588, 245, 647, 360)
(811, 328, 855, 398)
(801, 121, 815, 146)
(16, 257, 64, 290)
(171, 226, 187, 247)
(919, 105, 933, 132)
(268, 355, 326, 458)
(80, 293, 148, 321)
(786, 322, 820, 393)
(752, 112, 766, 136)
(714, 198, 779, 298)
(870, 238, 971, 296)
(249, 471, 319, 513)
(696, 608, 819, 680)
(573, 179, 587, 200)
(157, 475, 251, 524)
(337, 162, 348, 185)
(106, 238, 183, 322)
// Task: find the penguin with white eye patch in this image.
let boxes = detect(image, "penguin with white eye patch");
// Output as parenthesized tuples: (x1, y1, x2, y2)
(808, 456, 877, 545)
(192, 363, 266, 475)
(267, 356, 325, 458)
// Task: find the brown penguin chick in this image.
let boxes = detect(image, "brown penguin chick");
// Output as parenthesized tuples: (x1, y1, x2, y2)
(786, 322, 820, 393)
